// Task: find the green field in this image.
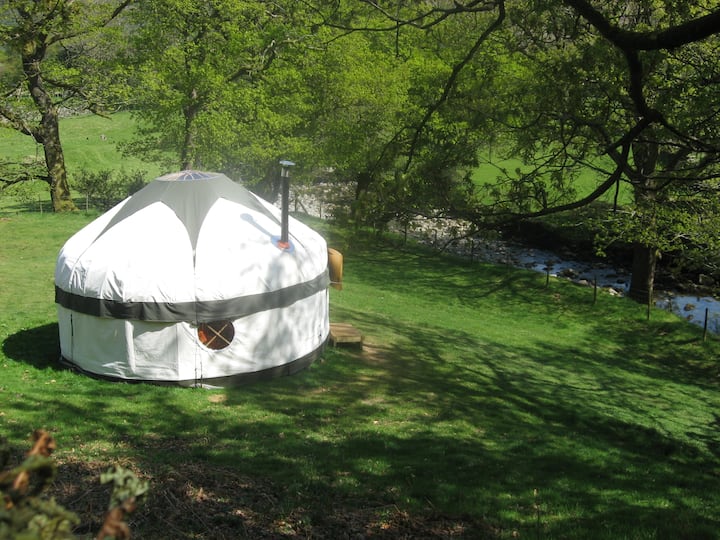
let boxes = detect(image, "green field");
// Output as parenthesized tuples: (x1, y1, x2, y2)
(0, 112, 164, 211)
(0, 112, 160, 174)
(1, 211, 718, 539)
(0, 113, 635, 215)
(472, 151, 634, 207)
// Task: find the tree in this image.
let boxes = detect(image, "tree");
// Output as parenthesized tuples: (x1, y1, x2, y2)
(299, 21, 420, 224)
(0, 0, 130, 212)
(119, 0, 318, 184)
(303, 1, 502, 229)
(327, 1, 720, 303)
(492, 0, 720, 302)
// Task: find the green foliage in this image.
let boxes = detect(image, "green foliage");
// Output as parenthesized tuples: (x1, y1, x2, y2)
(0, 433, 148, 540)
(0, 433, 79, 540)
(504, 3, 719, 206)
(0, 0, 134, 211)
(591, 181, 720, 280)
(303, 6, 498, 228)
(0, 497, 80, 540)
(73, 169, 148, 211)
(0, 0, 130, 116)
(117, 0, 317, 179)
(0, 173, 46, 211)
(100, 466, 149, 511)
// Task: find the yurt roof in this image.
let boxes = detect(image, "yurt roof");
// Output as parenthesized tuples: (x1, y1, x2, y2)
(55, 170, 329, 323)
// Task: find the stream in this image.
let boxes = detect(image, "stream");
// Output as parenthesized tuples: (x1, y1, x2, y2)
(423, 231, 720, 335)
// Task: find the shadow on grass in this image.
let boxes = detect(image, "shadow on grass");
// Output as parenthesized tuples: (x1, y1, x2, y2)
(226, 303, 719, 538)
(7, 308, 713, 539)
(2, 323, 64, 371)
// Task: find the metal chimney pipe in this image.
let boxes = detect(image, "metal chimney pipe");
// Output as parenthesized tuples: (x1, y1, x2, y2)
(278, 160, 295, 248)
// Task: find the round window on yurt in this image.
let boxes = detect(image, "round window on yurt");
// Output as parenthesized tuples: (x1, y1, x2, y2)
(197, 320, 235, 350)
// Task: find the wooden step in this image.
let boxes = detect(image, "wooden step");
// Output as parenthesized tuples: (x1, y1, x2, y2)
(329, 323, 363, 347)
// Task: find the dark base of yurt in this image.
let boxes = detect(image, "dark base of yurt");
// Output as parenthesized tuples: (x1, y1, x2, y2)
(58, 339, 327, 388)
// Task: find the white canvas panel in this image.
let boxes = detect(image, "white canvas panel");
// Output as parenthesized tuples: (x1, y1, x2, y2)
(94, 204, 195, 302)
(54, 201, 128, 287)
(193, 198, 327, 300)
(255, 196, 331, 273)
(57, 306, 73, 360)
(57, 308, 132, 378)
(130, 321, 182, 380)
(186, 291, 329, 380)
(194, 198, 291, 299)
(61, 292, 327, 383)
(177, 323, 257, 379)
(57, 203, 196, 303)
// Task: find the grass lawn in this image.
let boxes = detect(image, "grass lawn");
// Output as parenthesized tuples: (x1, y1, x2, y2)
(1, 213, 719, 539)
(0, 112, 163, 213)
(472, 152, 634, 207)
(0, 112, 158, 177)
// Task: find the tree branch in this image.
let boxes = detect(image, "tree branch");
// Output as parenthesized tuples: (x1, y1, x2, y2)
(0, 106, 36, 138)
(480, 143, 631, 224)
(360, 0, 499, 30)
(404, 0, 506, 171)
(564, 0, 720, 51)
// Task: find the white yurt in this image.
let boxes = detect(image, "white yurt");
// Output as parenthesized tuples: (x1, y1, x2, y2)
(54, 170, 331, 386)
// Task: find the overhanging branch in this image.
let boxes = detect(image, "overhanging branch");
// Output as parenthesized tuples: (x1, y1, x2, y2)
(564, 0, 720, 51)
(473, 143, 631, 226)
(360, 0, 500, 30)
(403, 0, 506, 172)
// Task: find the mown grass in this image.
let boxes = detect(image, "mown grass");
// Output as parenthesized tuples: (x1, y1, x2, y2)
(0, 112, 162, 213)
(472, 152, 634, 206)
(0, 112, 157, 176)
(1, 212, 719, 539)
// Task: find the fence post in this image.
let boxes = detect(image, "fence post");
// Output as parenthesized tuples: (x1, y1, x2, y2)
(593, 275, 598, 305)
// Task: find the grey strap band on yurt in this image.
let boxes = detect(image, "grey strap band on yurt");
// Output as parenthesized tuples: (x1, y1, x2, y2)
(55, 270, 330, 323)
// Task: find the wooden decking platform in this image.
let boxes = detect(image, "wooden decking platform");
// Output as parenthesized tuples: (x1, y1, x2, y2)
(329, 323, 363, 347)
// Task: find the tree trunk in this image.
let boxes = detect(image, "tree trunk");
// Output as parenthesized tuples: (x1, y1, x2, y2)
(181, 91, 200, 170)
(180, 117, 195, 170)
(23, 36, 76, 212)
(355, 170, 374, 201)
(628, 243, 657, 304)
(43, 117, 76, 212)
(627, 138, 660, 304)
